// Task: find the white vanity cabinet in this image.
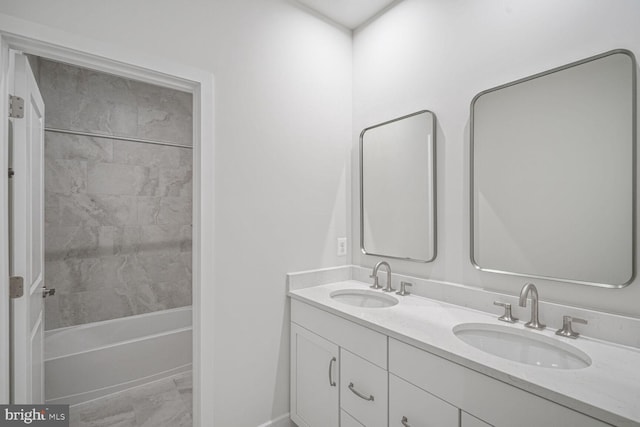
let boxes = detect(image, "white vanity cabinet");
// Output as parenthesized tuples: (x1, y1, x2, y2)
(290, 299, 613, 427)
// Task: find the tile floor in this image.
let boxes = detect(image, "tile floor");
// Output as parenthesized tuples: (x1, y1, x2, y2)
(69, 372, 192, 427)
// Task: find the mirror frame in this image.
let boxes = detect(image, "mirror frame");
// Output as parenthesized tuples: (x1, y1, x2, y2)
(360, 110, 437, 263)
(469, 49, 637, 288)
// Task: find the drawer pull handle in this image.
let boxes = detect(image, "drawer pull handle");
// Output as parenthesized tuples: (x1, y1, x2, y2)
(401, 416, 411, 427)
(328, 357, 336, 387)
(348, 382, 374, 402)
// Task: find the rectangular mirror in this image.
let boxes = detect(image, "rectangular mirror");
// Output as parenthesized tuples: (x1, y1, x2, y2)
(471, 49, 636, 288)
(360, 110, 436, 262)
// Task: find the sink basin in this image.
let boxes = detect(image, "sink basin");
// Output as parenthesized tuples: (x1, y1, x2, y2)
(453, 323, 591, 369)
(330, 289, 398, 308)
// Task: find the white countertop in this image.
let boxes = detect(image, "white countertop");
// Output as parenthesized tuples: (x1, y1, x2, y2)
(289, 280, 640, 427)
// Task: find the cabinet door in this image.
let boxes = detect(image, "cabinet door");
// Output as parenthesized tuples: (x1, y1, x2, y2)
(291, 323, 339, 427)
(389, 374, 459, 427)
(462, 412, 493, 427)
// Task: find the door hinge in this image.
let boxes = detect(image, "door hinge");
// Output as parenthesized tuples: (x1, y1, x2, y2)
(8, 168, 15, 178)
(9, 95, 24, 119)
(9, 276, 24, 298)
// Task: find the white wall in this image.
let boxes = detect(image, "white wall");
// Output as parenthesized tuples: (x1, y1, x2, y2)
(352, 0, 640, 317)
(0, 1, 352, 425)
(8, 0, 640, 421)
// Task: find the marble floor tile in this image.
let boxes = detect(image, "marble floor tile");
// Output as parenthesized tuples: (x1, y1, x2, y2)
(69, 372, 192, 427)
(173, 374, 193, 417)
(129, 380, 189, 427)
(70, 391, 136, 427)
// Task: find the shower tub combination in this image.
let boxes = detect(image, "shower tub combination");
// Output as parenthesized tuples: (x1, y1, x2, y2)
(44, 306, 192, 406)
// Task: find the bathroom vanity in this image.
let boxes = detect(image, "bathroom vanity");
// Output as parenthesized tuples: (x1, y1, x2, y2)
(288, 269, 640, 427)
(290, 48, 640, 427)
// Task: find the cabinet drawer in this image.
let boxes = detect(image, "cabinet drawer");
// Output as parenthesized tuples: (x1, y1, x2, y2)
(341, 410, 365, 427)
(389, 338, 610, 427)
(462, 411, 492, 427)
(291, 299, 387, 368)
(340, 348, 388, 427)
(389, 374, 458, 427)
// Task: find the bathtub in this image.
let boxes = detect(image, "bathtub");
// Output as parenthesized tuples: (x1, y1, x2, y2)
(44, 306, 192, 406)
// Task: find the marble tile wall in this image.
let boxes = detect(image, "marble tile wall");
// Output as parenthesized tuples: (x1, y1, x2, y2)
(39, 58, 193, 330)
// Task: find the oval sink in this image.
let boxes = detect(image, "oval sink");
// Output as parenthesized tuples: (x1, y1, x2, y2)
(453, 323, 591, 369)
(330, 289, 398, 308)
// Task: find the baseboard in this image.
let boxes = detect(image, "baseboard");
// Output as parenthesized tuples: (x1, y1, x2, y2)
(257, 413, 294, 427)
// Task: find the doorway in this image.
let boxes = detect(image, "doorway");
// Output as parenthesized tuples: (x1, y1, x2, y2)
(0, 21, 213, 427)
(35, 54, 193, 424)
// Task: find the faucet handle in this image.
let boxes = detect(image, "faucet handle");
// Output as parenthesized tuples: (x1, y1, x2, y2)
(369, 274, 382, 290)
(493, 301, 518, 323)
(555, 315, 588, 339)
(396, 281, 412, 296)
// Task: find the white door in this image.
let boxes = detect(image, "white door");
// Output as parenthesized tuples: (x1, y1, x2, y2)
(9, 50, 46, 404)
(290, 323, 339, 427)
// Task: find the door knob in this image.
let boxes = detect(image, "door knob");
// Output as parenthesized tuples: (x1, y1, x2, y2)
(43, 287, 56, 298)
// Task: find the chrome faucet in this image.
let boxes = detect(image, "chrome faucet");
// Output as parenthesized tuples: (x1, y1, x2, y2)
(519, 283, 545, 330)
(370, 261, 394, 292)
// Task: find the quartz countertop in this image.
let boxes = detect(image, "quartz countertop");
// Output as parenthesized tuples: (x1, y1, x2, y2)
(289, 280, 640, 427)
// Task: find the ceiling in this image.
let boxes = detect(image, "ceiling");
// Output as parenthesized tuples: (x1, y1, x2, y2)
(295, 0, 399, 29)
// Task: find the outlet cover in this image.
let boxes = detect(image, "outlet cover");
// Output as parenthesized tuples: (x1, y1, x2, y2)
(337, 237, 347, 256)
